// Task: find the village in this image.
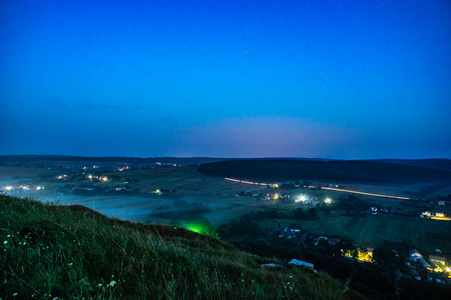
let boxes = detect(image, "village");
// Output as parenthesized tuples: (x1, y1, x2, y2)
(264, 219, 451, 285)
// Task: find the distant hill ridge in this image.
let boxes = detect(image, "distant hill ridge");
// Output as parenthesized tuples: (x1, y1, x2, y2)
(198, 159, 451, 183)
(369, 158, 451, 172)
(1, 155, 450, 171)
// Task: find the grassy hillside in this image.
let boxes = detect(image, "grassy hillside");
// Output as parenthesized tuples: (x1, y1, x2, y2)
(198, 160, 451, 183)
(0, 194, 360, 299)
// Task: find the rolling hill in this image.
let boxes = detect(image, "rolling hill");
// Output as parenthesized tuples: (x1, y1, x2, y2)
(0, 194, 359, 299)
(198, 159, 451, 183)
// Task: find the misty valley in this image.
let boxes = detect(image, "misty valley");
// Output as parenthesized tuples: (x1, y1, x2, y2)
(1, 156, 451, 298)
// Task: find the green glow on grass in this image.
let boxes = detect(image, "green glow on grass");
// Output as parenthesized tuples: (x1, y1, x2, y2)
(184, 220, 218, 238)
(186, 224, 203, 233)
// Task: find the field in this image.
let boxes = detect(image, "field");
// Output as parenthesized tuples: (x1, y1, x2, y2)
(285, 211, 451, 252)
(0, 166, 59, 180)
(1, 162, 450, 252)
(0, 166, 268, 227)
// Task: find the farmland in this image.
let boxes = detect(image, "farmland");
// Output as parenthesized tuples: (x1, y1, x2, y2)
(282, 211, 451, 252)
(0, 165, 267, 226)
(2, 156, 451, 298)
(1, 157, 450, 252)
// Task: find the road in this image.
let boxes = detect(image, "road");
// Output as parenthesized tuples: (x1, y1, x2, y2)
(222, 177, 412, 200)
(320, 187, 411, 200)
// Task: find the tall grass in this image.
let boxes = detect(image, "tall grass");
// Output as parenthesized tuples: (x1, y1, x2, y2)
(0, 194, 360, 299)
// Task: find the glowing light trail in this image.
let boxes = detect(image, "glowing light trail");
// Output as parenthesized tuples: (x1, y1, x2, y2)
(223, 178, 411, 200)
(321, 187, 411, 200)
(431, 216, 451, 221)
(224, 178, 270, 186)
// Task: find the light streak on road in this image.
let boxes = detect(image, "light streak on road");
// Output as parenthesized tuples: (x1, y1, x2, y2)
(321, 187, 411, 200)
(431, 216, 451, 221)
(224, 178, 269, 186)
(224, 178, 412, 200)
(224, 177, 240, 182)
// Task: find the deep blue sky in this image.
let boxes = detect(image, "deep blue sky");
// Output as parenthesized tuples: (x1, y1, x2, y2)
(1, 0, 450, 159)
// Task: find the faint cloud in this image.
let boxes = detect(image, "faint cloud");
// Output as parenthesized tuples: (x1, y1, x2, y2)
(172, 116, 361, 158)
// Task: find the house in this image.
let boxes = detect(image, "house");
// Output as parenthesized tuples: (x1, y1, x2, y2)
(314, 236, 340, 246)
(409, 249, 423, 261)
(419, 258, 431, 269)
(286, 225, 301, 238)
(290, 227, 301, 234)
(288, 259, 314, 269)
(429, 255, 446, 266)
(430, 262, 443, 272)
(343, 255, 354, 261)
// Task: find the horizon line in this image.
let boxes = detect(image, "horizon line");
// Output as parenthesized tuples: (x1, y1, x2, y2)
(0, 154, 450, 161)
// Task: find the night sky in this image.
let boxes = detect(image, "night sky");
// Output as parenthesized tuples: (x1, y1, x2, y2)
(1, 0, 450, 159)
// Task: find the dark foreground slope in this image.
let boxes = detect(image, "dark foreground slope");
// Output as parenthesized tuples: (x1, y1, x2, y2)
(0, 195, 359, 299)
(198, 160, 451, 183)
